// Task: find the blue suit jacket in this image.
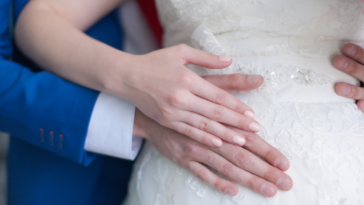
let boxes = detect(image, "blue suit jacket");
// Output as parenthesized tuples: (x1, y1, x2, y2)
(0, 0, 134, 204)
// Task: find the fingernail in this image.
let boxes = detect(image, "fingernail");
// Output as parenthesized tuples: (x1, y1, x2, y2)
(212, 138, 222, 147)
(219, 56, 232, 62)
(261, 184, 275, 196)
(347, 46, 357, 56)
(244, 110, 255, 119)
(248, 122, 261, 132)
(341, 84, 351, 96)
(277, 177, 291, 190)
(233, 135, 245, 146)
(338, 58, 348, 69)
(224, 188, 235, 196)
(247, 75, 261, 84)
(274, 158, 289, 170)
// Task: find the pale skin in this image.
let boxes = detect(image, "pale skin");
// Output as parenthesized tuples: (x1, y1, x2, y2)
(15, 0, 262, 148)
(14, 0, 294, 197)
(133, 74, 292, 197)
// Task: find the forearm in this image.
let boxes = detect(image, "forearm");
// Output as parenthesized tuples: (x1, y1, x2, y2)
(15, 0, 131, 95)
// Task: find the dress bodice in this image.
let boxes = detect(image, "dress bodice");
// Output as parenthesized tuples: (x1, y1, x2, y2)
(156, 0, 364, 104)
(123, 1, 364, 205)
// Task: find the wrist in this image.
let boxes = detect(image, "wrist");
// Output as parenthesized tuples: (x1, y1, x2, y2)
(133, 108, 151, 140)
(101, 52, 138, 97)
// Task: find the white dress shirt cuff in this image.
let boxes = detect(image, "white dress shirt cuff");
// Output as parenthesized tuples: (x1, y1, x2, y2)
(84, 92, 143, 161)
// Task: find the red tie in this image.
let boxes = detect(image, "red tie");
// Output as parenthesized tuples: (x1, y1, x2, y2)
(136, 0, 163, 47)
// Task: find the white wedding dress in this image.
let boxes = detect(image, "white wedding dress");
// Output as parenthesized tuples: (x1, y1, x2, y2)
(124, 0, 364, 204)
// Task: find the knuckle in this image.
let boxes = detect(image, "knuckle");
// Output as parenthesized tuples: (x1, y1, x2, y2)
(198, 118, 211, 131)
(221, 163, 234, 176)
(244, 133, 257, 148)
(167, 92, 186, 107)
(213, 181, 225, 193)
(230, 74, 242, 89)
(184, 142, 201, 154)
(264, 149, 276, 161)
(215, 91, 227, 104)
(211, 106, 223, 120)
(204, 153, 214, 165)
(177, 72, 194, 87)
(182, 127, 193, 137)
(263, 168, 276, 181)
(235, 151, 250, 167)
(160, 106, 174, 119)
(196, 170, 210, 183)
(204, 53, 217, 62)
(246, 176, 256, 190)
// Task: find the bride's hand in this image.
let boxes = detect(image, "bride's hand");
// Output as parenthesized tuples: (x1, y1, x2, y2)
(133, 74, 292, 197)
(334, 43, 364, 110)
(115, 44, 263, 148)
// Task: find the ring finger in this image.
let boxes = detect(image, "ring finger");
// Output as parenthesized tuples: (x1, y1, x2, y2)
(179, 111, 247, 146)
(187, 96, 261, 133)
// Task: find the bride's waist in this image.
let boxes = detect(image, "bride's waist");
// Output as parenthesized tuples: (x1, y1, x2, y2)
(188, 56, 359, 103)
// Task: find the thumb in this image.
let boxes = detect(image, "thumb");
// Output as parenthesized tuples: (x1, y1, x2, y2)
(173, 44, 232, 69)
(203, 74, 264, 91)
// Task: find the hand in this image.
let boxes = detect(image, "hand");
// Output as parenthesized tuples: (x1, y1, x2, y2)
(134, 109, 292, 197)
(334, 43, 364, 111)
(133, 74, 292, 197)
(116, 44, 263, 148)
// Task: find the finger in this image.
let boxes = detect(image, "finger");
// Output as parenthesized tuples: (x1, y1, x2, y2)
(179, 111, 246, 146)
(187, 96, 261, 133)
(357, 100, 364, 112)
(203, 74, 264, 91)
(171, 122, 223, 147)
(342, 43, 364, 65)
(334, 55, 364, 81)
(186, 161, 238, 196)
(231, 129, 290, 171)
(198, 149, 278, 197)
(191, 77, 257, 118)
(173, 44, 233, 68)
(335, 82, 364, 100)
(213, 143, 293, 191)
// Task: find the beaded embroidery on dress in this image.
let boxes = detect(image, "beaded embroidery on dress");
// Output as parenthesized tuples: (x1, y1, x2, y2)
(124, 0, 364, 204)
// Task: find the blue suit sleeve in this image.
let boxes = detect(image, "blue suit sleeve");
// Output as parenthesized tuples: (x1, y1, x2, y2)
(0, 0, 123, 166)
(0, 59, 99, 165)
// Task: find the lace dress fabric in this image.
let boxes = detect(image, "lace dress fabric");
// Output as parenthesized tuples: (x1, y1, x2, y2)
(123, 0, 364, 204)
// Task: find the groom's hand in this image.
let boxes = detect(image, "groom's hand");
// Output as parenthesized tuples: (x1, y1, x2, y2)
(134, 109, 292, 198)
(334, 43, 364, 110)
(134, 74, 292, 197)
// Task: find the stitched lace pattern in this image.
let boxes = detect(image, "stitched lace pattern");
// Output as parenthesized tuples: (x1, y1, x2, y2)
(247, 102, 364, 204)
(123, 0, 364, 204)
(130, 102, 364, 205)
(158, 0, 364, 58)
